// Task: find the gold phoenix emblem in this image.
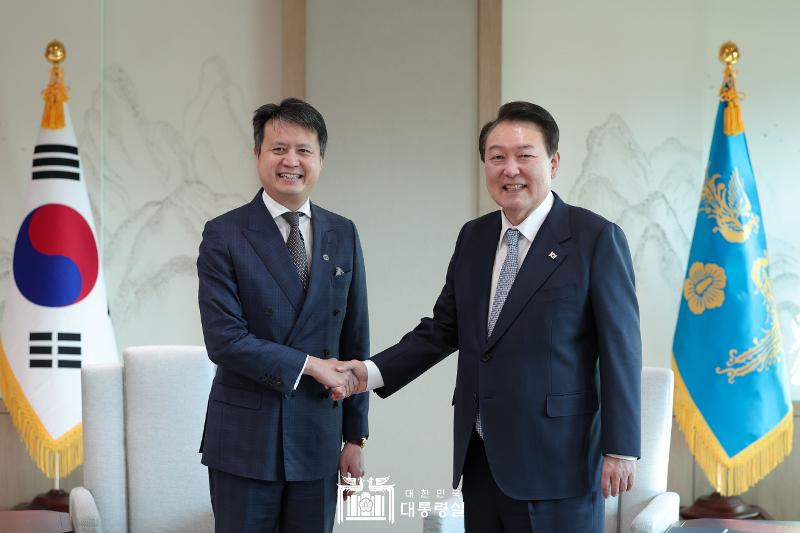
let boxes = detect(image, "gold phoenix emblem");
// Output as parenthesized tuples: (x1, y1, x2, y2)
(683, 262, 727, 315)
(700, 168, 759, 243)
(716, 254, 783, 383)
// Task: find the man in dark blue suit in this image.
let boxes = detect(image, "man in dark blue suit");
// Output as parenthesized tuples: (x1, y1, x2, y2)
(340, 102, 641, 532)
(198, 98, 369, 533)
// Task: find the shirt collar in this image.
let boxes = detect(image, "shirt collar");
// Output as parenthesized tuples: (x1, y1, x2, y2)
(262, 190, 312, 220)
(500, 190, 554, 243)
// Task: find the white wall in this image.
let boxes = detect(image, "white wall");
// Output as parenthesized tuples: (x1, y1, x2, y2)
(307, 1, 477, 531)
(0, 0, 282, 507)
(98, 0, 282, 351)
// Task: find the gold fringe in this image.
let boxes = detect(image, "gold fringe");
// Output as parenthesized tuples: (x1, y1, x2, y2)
(40, 64, 69, 130)
(0, 340, 83, 479)
(672, 356, 793, 496)
(719, 64, 744, 136)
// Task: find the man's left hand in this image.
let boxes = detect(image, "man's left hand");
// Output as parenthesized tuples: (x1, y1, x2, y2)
(339, 443, 365, 501)
(601, 456, 636, 498)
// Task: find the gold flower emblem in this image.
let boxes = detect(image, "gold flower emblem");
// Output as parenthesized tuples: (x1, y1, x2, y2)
(683, 262, 727, 315)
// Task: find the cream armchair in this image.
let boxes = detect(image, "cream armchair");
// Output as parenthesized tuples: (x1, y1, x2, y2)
(69, 346, 215, 533)
(423, 366, 679, 533)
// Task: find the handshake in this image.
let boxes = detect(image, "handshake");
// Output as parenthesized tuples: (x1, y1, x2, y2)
(304, 357, 369, 400)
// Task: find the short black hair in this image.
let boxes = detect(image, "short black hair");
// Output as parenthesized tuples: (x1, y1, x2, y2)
(478, 101, 559, 161)
(253, 98, 328, 156)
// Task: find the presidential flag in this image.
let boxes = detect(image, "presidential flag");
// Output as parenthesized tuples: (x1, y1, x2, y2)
(0, 42, 118, 479)
(672, 43, 793, 496)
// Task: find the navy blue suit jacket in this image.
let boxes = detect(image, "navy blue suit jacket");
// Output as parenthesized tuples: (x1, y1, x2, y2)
(372, 193, 641, 500)
(197, 191, 369, 481)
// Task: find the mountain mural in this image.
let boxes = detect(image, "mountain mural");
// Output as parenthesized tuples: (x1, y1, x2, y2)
(568, 115, 800, 395)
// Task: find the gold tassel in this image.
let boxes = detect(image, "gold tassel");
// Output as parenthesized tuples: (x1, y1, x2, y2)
(0, 341, 83, 479)
(719, 64, 744, 136)
(40, 64, 69, 130)
(672, 357, 793, 496)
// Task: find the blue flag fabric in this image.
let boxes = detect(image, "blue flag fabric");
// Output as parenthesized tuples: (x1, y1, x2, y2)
(672, 95, 793, 496)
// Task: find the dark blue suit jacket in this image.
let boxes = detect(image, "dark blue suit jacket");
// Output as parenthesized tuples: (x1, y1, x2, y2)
(372, 193, 641, 501)
(197, 192, 369, 482)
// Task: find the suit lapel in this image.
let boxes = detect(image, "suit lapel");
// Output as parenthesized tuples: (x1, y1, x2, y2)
(287, 203, 335, 344)
(484, 194, 571, 353)
(242, 193, 305, 312)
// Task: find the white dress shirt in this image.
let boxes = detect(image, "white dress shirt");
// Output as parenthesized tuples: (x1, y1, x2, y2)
(262, 190, 312, 389)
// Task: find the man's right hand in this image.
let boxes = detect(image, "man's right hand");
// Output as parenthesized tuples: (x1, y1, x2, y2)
(304, 356, 358, 398)
(333, 360, 368, 398)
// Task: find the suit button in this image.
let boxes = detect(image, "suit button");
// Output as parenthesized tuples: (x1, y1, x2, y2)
(481, 352, 492, 362)
(323, 349, 331, 357)
(265, 307, 273, 317)
(332, 309, 340, 316)
(283, 393, 289, 399)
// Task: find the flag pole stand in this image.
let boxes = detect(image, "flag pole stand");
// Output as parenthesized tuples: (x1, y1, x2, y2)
(29, 453, 69, 512)
(681, 492, 772, 520)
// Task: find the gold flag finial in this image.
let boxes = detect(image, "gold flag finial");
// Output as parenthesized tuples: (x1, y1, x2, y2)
(41, 40, 69, 130)
(718, 41, 744, 136)
(719, 41, 739, 66)
(45, 40, 66, 65)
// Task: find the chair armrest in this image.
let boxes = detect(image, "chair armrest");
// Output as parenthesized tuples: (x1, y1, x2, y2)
(70, 487, 102, 533)
(629, 491, 679, 533)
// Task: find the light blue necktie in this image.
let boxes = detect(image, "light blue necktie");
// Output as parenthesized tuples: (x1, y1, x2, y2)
(476, 228, 520, 438)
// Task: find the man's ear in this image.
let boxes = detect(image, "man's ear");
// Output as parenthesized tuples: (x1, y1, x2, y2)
(550, 151, 561, 179)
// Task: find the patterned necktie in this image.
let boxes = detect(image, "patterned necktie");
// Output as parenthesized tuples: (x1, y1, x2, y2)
(477, 228, 520, 438)
(281, 211, 309, 290)
(487, 228, 520, 336)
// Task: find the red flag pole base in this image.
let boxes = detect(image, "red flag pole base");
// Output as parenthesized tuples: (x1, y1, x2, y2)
(680, 492, 772, 520)
(28, 489, 69, 513)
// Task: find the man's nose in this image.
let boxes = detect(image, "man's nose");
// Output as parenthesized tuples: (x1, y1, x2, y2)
(503, 160, 519, 176)
(282, 150, 300, 166)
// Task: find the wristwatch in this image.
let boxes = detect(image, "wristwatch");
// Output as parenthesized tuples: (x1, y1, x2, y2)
(347, 437, 367, 448)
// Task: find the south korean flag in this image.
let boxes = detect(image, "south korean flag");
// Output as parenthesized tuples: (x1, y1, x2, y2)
(0, 67, 118, 480)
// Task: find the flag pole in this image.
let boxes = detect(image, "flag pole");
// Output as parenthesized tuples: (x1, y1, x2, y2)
(23, 41, 74, 513)
(54, 453, 60, 491)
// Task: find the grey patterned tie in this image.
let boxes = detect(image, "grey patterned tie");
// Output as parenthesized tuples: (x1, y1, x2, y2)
(476, 228, 520, 438)
(281, 212, 309, 290)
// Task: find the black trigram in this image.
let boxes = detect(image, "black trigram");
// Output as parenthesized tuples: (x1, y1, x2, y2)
(29, 332, 82, 369)
(31, 144, 80, 181)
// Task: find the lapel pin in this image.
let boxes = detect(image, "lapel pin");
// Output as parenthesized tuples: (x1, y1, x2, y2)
(335, 267, 345, 277)
(548, 251, 558, 260)
(322, 254, 330, 261)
